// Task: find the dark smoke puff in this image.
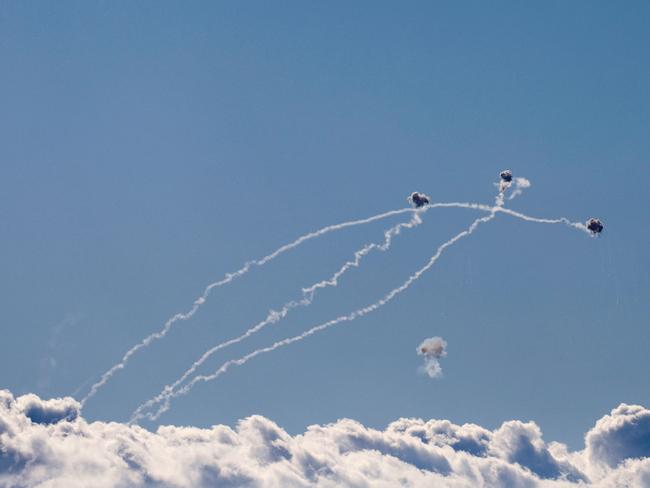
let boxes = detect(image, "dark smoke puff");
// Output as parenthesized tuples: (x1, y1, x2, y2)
(586, 218, 603, 234)
(500, 170, 513, 182)
(408, 192, 430, 208)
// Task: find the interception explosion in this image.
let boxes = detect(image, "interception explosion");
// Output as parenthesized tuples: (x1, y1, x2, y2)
(586, 218, 604, 234)
(408, 191, 431, 208)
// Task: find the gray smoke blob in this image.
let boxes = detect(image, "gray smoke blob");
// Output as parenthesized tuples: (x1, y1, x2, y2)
(408, 192, 431, 208)
(417, 337, 447, 379)
(417, 337, 447, 358)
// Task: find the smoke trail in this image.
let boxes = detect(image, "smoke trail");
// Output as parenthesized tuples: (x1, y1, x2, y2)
(137, 209, 499, 422)
(497, 176, 530, 204)
(495, 188, 507, 207)
(80, 206, 432, 406)
(130, 211, 423, 422)
(137, 205, 588, 422)
(130, 202, 493, 422)
(508, 177, 531, 201)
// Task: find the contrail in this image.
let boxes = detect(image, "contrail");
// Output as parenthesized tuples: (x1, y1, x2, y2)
(136, 209, 497, 422)
(79, 207, 422, 406)
(82, 202, 494, 407)
(495, 207, 588, 232)
(136, 205, 588, 422)
(130, 202, 493, 422)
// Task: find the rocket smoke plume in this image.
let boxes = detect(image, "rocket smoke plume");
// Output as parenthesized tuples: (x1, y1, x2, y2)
(130, 211, 424, 422)
(134, 204, 589, 422)
(496, 176, 531, 205)
(417, 336, 447, 379)
(131, 202, 496, 422)
(508, 177, 532, 200)
(84, 201, 495, 407)
(135, 209, 500, 422)
(80, 206, 430, 406)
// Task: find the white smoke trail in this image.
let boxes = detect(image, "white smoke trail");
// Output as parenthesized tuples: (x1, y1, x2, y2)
(130, 202, 494, 422)
(130, 211, 423, 422)
(495, 207, 589, 232)
(496, 176, 531, 203)
(496, 179, 511, 206)
(137, 210, 499, 422)
(508, 177, 532, 201)
(495, 188, 507, 207)
(83, 201, 495, 407)
(79, 208, 424, 405)
(80, 206, 428, 406)
(138, 205, 588, 422)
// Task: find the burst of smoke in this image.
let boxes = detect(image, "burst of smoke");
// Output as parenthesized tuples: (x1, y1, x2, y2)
(508, 177, 531, 200)
(134, 203, 589, 423)
(497, 170, 513, 198)
(417, 337, 447, 379)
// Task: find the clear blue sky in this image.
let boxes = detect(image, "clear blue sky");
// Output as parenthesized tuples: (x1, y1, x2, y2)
(1, 1, 648, 450)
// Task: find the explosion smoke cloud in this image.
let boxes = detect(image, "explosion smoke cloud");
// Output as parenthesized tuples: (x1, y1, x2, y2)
(417, 337, 448, 379)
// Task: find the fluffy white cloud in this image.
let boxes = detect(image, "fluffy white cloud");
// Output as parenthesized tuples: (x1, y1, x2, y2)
(0, 390, 649, 487)
(586, 404, 650, 470)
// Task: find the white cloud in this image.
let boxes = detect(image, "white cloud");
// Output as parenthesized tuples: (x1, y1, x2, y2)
(0, 390, 648, 487)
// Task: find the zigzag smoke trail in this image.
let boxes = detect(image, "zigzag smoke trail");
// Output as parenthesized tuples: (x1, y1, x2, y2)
(130, 202, 493, 422)
(82, 203, 493, 407)
(137, 204, 588, 422)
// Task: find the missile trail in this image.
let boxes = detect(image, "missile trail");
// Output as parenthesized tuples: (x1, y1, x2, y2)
(138, 211, 497, 421)
(131, 202, 493, 422)
(495, 207, 588, 232)
(130, 212, 422, 421)
(82, 202, 492, 407)
(135, 205, 588, 422)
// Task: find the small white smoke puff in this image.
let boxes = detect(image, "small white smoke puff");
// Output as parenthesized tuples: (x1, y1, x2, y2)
(508, 177, 531, 200)
(417, 337, 447, 379)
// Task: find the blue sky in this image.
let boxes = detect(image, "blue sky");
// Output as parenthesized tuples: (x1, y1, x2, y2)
(1, 0, 648, 453)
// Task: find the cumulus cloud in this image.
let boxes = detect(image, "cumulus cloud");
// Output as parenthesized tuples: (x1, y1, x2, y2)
(586, 403, 650, 470)
(0, 390, 649, 487)
(417, 337, 447, 379)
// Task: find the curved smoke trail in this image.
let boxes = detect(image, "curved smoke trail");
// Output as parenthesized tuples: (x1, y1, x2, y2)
(131, 202, 494, 422)
(136, 204, 588, 422)
(82, 202, 492, 407)
(79, 207, 417, 405)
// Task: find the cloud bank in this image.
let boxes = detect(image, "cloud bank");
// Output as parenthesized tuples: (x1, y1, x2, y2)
(1, 390, 649, 487)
